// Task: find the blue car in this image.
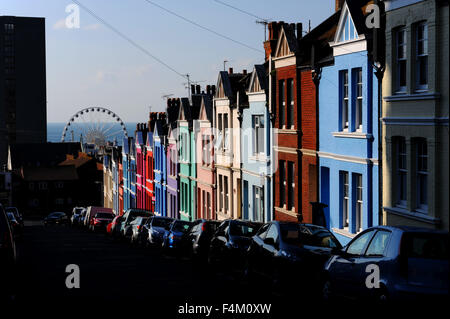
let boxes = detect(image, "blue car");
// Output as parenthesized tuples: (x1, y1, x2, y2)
(162, 220, 192, 254)
(323, 226, 449, 301)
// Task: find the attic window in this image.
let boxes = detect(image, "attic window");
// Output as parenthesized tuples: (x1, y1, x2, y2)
(339, 12, 358, 42)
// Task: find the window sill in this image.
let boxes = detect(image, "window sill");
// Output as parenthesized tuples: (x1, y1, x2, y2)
(249, 155, 269, 162)
(383, 206, 440, 225)
(332, 132, 373, 139)
(384, 92, 440, 102)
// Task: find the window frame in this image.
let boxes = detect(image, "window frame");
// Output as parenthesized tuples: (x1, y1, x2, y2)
(340, 70, 349, 131)
(396, 27, 407, 93)
(354, 68, 363, 132)
(415, 138, 428, 213)
(415, 22, 428, 91)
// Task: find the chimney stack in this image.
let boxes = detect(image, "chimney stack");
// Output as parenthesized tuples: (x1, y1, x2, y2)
(228, 67, 233, 74)
(335, 0, 345, 12)
(211, 85, 216, 96)
(296, 23, 303, 40)
(206, 85, 211, 95)
(196, 85, 201, 95)
(191, 84, 196, 95)
(243, 69, 247, 75)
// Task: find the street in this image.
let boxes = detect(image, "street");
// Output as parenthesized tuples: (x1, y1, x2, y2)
(13, 221, 270, 304)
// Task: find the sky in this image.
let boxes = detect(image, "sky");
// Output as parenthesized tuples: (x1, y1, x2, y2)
(1, 0, 335, 123)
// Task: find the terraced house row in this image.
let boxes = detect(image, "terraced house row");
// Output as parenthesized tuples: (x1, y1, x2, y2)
(103, 0, 449, 244)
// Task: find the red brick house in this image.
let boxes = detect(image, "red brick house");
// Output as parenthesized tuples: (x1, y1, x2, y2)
(265, 21, 321, 223)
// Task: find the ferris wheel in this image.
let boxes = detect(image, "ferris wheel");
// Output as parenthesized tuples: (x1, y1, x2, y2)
(61, 107, 128, 146)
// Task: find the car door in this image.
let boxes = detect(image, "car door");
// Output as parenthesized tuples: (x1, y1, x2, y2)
(354, 230, 392, 298)
(249, 223, 270, 275)
(329, 229, 376, 297)
(261, 224, 280, 278)
(210, 222, 228, 263)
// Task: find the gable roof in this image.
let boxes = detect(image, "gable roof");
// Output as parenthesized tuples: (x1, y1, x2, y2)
(154, 119, 168, 139)
(274, 24, 298, 58)
(199, 94, 213, 123)
(248, 64, 267, 93)
(334, 0, 373, 43)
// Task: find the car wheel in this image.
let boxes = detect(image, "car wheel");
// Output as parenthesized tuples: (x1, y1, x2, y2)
(375, 285, 389, 303)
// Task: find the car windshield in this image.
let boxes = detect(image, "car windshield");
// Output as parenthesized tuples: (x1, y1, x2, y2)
(229, 222, 258, 237)
(95, 213, 113, 219)
(7, 212, 16, 220)
(129, 211, 151, 221)
(173, 221, 191, 233)
(50, 212, 64, 217)
(5, 207, 18, 215)
(153, 218, 173, 228)
(280, 224, 341, 249)
(403, 233, 449, 260)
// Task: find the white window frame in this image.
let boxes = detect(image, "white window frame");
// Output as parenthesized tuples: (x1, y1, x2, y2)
(341, 171, 349, 229)
(341, 70, 349, 131)
(355, 173, 363, 233)
(416, 139, 428, 213)
(355, 68, 363, 132)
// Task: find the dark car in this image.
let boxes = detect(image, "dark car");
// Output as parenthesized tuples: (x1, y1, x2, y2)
(145, 216, 174, 246)
(186, 219, 221, 261)
(129, 216, 150, 244)
(245, 221, 342, 293)
(0, 204, 16, 298)
(43, 212, 69, 225)
(120, 209, 153, 240)
(90, 212, 115, 232)
(5, 207, 23, 228)
(208, 219, 262, 272)
(323, 226, 449, 301)
(78, 209, 87, 226)
(6, 212, 22, 239)
(162, 220, 193, 253)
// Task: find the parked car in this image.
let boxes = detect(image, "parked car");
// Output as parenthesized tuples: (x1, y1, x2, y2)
(323, 226, 449, 301)
(78, 209, 87, 226)
(0, 204, 16, 298)
(5, 207, 23, 228)
(84, 206, 113, 228)
(43, 212, 69, 225)
(89, 212, 115, 232)
(70, 207, 85, 226)
(186, 219, 221, 261)
(145, 216, 174, 246)
(245, 221, 342, 293)
(120, 209, 153, 240)
(162, 220, 193, 254)
(108, 215, 124, 238)
(6, 212, 22, 239)
(208, 219, 262, 272)
(129, 216, 150, 244)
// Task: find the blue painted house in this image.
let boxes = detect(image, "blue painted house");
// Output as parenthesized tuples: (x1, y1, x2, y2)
(241, 65, 273, 222)
(319, 0, 379, 244)
(153, 117, 168, 216)
(122, 137, 132, 211)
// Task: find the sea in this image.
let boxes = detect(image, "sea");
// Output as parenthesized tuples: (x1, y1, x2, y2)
(47, 122, 138, 145)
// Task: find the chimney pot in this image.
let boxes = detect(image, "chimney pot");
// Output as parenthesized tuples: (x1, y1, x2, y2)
(228, 67, 233, 74)
(211, 85, 216, 96)
(296, 23, 303, 40)
(206, 85, 211, 95)
(191, 85, 196, 95)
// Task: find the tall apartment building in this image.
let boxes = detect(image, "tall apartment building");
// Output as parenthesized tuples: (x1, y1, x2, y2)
(382, 0, 449, 231)
(0, 16, 47, 167)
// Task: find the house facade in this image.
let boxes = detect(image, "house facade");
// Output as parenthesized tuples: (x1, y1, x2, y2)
(166, 98, 180, 219)
(153, 116, 168, 216)
(241, 65, 273, 222)
(382, 0, 449, 231)
(196, 87, 215, 220)
(319, 0, 380, 244)
(266, 22, 303, 223)
(135, 124, 148, 210)
(214, 69, 249, 221)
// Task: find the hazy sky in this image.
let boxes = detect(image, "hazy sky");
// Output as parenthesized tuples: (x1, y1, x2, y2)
(2, 0, 334, 122)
